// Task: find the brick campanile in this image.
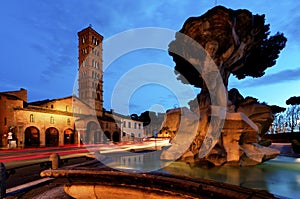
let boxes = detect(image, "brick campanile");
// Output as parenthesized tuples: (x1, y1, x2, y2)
(77, 26, 103, 114)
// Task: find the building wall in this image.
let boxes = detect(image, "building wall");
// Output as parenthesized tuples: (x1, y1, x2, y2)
(121, 117, 144, 142)
(0, 90, 26, 147)
(14, 108, 75, 147)
(4, 88, 28, 102)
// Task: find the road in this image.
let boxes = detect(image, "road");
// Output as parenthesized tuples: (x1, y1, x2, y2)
(1, 139, 170, 166)
(1, 139, 170, 188)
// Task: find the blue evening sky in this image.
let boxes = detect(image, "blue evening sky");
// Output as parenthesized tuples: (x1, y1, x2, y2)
(0, 0, 299, 115)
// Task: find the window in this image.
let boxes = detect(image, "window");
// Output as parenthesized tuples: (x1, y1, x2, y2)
(82, 71, 87, 78)
(128, 122, 131, 128)
(138, 123, 141, 129)
(4, 117, 7, 126)
(51, 105, 54, 109)
(30, 114, 34, 122)
(123, 121, 126, 128)
(66, 105, 69, 112)
(67, 118, 71, 125)
(50, 116, 54, 124)
(134, 123, 137, 129)
(82, 48, 88, 54)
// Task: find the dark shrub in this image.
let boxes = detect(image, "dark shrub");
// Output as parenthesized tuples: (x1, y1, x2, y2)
(258, 139, 272, 147)
(291, 139, 300, 154)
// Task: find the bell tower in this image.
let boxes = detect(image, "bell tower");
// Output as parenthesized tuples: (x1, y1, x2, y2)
(77, 26, 103, 115)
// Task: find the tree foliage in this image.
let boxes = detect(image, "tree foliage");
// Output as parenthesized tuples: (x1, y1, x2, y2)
(286, 96, 300, 105)
(270, 105, 286, 115)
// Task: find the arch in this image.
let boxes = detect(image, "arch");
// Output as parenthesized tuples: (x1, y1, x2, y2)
(45, 127, 59, 146)
(64, 128, 74, 145)
(112, 131, 120, 142)
(24, 126, 40, 147)
(104, 131, 111, 142)
(86, 121, 99, 144)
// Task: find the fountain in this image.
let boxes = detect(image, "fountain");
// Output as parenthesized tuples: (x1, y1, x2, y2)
(161, 5, 286, 166)
(40, 6, 289, 198)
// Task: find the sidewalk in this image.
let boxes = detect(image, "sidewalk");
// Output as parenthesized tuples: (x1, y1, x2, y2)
(5, 179, 72, 199)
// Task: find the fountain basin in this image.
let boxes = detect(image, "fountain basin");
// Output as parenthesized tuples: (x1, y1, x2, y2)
(40, 160, 276, 199)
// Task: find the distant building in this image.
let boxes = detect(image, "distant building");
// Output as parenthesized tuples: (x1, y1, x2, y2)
(113, 113, 144, 142)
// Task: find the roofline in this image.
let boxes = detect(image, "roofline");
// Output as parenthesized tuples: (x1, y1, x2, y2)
(77, 26, 104, 40)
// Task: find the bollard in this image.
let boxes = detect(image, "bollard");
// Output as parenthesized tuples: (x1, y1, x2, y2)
(0, 162, 6, 199)
(49, 153, 60, 169)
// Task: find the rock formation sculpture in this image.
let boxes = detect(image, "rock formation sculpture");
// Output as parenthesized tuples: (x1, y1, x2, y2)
(161, 6, 286, 166)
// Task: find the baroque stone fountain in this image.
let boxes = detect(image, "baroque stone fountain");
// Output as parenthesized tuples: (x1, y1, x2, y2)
(41, 6, 287, 198)
(160, 5, 286, 166)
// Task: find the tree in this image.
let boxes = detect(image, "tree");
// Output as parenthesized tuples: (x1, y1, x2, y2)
(138, 111, 151, 126)
(286, 96, 300, 133)
(130, 114, 139, 120)
(270, 105, 286, 133)
(286, 96, 300, 105)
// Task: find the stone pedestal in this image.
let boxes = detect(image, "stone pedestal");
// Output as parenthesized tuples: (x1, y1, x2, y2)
(206, 112, 280, 166)
(222, 112, 258, 163)
(159, 108, 280, 166)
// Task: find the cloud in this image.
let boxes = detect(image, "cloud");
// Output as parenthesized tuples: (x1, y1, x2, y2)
(230, 68, 300, 88)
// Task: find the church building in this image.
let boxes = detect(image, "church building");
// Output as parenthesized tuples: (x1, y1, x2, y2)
(0, 26, 144, 148)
